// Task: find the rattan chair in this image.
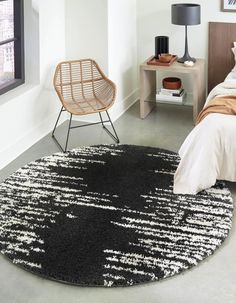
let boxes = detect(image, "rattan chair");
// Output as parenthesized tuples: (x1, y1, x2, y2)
(52, 59, 120, 152)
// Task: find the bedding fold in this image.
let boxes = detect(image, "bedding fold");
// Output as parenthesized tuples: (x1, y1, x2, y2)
(196, 95, 236, 124)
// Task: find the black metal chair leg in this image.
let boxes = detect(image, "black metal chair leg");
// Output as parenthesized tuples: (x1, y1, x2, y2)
(52, 108, 73, 153)
(52, 109, 119, 151)
(102, 111, 120, 144)
(64, 114, 73, 152)
(99, 112, 105, 128)
(52, 107, 64, 137)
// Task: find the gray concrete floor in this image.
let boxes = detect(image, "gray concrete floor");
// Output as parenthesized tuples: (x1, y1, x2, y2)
(0, 102, 235, 303)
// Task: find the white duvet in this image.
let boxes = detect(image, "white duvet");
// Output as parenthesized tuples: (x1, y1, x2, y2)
(174, 80, 236, 194)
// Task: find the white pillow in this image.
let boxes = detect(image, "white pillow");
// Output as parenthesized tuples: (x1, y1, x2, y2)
(224, 71, 236, 81)
(223, 43, 236, 80)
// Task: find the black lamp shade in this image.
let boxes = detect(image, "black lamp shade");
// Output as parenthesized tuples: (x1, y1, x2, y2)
(172, 4, 201, 26)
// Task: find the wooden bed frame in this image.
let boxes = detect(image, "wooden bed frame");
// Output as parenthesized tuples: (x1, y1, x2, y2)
(208, 22, 236, 93)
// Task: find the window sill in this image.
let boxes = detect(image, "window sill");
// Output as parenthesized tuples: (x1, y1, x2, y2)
(0, 82, 40, 106)
(0, 79, 25, 96)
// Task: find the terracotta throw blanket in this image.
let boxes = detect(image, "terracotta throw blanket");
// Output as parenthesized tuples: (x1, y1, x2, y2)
(196, 95, 236, 124)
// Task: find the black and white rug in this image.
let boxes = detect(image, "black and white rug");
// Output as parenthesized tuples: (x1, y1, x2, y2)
(0, 145, 233, 287)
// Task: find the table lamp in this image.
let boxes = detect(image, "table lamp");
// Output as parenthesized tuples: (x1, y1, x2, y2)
(171, 3, 201, 63)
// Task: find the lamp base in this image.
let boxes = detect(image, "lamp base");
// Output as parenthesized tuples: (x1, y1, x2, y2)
(177, 55, 196, 64)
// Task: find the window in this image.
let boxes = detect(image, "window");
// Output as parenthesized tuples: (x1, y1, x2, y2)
(0, 0, 24, 95)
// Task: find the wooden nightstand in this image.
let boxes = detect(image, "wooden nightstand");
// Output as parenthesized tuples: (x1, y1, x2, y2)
(140, 57, 206, 123)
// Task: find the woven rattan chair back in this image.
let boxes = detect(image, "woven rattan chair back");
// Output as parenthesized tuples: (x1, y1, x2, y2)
(52, 59, 119, 152)
(54, 59, 116, 116)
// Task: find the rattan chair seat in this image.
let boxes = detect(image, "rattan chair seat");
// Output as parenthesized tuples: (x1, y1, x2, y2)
(62, 96, 113, 116)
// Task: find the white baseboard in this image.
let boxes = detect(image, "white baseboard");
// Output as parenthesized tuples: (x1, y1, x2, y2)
(109, 88, 139, 121)
(72, 88, 139, 123)
(0, 112, 67, 170)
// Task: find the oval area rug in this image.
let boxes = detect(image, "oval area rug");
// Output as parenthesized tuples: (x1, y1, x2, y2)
(0, 145, 233, 287)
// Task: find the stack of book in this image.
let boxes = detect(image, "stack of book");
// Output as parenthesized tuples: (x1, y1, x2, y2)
(156, 87, 186, 104)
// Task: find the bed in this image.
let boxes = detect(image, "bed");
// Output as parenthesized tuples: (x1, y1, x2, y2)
(174, 22, 236, 195)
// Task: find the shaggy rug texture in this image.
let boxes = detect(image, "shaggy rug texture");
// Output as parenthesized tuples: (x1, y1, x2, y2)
(0, 145, 233, 287)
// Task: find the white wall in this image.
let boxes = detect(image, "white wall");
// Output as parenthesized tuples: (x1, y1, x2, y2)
(65, 0, 108, 74)
(0, 0, 66, 170)
(137, 0, 236, 64)
(24, 0, 40, 84)
(108, 0, 138, 120)
(65, 0, 138, 122)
